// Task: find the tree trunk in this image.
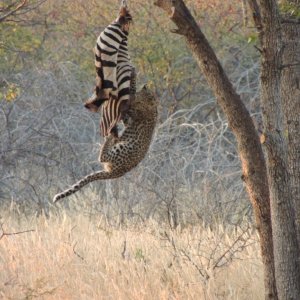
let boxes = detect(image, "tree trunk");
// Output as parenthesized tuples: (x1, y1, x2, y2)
(258, 0, 300, 298)
(154, 1, 277, 299)
(280, 1, 300, 248)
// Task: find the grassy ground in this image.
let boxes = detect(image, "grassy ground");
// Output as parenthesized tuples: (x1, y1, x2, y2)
(0, 212, 263, 299)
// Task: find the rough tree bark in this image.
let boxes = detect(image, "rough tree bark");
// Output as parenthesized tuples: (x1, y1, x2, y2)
(154, 1, 277, 299)
(280, 0, 300, 247)
(251, 0, 300, 298)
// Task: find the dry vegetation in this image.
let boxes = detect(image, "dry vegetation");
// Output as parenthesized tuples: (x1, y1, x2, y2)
(0, 1, 265, 299)
(0, 210, 263, 300)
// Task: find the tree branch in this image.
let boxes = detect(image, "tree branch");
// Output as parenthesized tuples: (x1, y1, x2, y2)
(0, 0, 27, 23)
(246, 0, 263, 30)
(0, 223, 35, 240)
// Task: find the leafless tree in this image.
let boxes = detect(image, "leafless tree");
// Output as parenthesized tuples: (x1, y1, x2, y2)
(1, 57, 255, 223)
(154, 0, 300, 299)
(0, 0, 47, 23)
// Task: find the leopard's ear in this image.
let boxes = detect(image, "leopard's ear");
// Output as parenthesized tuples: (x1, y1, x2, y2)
(137, 83, 147, 92)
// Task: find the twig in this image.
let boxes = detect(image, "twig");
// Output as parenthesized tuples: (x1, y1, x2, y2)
(254, 45, 263, 54)
(212, 224, 251, 270)
(121, 239, 127, 259)
(0, 223, 35, 240)
(180, 248, 210, 281)
(281, 18, 300, 24)
(162, 231, 209, 282)
(72, 241, 85, 260)
(0, 0, 27, 22)
(280, 62, 300, 70)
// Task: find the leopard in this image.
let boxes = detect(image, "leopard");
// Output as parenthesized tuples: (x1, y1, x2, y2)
(53, 85, 158, 203)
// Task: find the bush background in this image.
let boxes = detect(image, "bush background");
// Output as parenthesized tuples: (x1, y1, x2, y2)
(0, 1, 264, 298)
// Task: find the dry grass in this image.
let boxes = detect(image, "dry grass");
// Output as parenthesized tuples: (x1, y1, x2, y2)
(0, 212, 264, 300)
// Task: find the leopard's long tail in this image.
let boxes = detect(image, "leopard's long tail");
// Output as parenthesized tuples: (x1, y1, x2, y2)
(53, 170, 121, 203)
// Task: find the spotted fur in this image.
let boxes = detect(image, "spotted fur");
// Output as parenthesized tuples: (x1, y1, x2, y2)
(53, 86, 158, 203)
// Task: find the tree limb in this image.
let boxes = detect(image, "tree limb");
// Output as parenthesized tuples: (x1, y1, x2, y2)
(0, 0, 27, 23)
(246, 0, 263, 30)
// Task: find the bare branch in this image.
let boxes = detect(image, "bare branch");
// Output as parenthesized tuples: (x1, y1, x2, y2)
(0, 0, 27, 22)
(212, 224, 251, 270)
(72, 242, 85, 261)
(121, 239, 127, 259)
(0, 223, 35, 240)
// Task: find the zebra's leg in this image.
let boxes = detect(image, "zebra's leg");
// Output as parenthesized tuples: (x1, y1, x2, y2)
(84, 96, 106, 112)
(130, 67, 136, 91)
(119, 67, 136, 125)
(84, 81, 112, 112)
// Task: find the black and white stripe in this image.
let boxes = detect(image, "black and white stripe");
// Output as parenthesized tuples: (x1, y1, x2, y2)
(94, 18, 134, 136)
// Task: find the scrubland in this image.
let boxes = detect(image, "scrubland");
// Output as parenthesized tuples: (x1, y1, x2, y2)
(0, 210, 263, 300)
(1, 1, 264, 299)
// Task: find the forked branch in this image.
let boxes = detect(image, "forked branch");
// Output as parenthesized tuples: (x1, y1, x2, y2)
(0, 223, 35, 240)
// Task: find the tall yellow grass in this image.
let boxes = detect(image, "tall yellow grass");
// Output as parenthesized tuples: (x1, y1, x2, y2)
(0, 212, 264, 299)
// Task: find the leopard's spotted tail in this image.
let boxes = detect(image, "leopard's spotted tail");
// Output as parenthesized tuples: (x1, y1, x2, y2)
(53, 170, 121, 203)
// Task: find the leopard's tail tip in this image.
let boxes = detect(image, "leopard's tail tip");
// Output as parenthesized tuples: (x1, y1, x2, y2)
(53, 194, 62, 203)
